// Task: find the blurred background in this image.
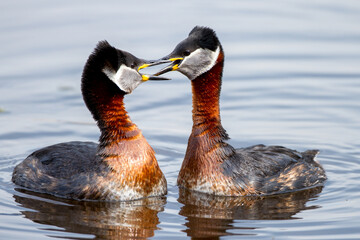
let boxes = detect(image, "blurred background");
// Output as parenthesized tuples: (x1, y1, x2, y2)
(1, 1, 360, 239)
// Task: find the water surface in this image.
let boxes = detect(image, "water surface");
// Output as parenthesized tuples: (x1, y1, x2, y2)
(1, 1, 360, 239)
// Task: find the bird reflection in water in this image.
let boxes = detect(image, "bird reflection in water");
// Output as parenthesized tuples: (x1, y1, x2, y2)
(178, 187, 323, 239)
(13, 189, 166, 239)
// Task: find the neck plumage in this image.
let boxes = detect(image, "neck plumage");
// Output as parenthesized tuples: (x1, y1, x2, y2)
(89, 89, 164, 197)
(190, 51, 228, 142)
(97, 95, 141, 147)
(178, 51, 231, 185)
(95, 94, 163, 192)
(95, 94, 150, 160)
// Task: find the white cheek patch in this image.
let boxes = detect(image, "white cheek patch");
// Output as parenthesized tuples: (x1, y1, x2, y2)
(179, 46, 220, 80)
(102, 65, 143, 94)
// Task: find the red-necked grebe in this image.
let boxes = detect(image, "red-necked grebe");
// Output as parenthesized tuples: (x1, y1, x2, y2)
(141, 26, 326, 196)
(12, 41, 169, 201)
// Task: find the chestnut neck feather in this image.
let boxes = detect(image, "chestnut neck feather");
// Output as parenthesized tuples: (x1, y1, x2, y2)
(97, 94, 141, 146)
(82, 72, 145, 158)
(190, 51, 228, 141)
(179, 51, 230, 179)
(93, 91, 164, 195)
(93, 87, 164, 194)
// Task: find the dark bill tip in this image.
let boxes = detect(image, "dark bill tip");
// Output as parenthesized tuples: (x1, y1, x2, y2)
(148, 76, 171, 81)
(142, 75, 171, 81)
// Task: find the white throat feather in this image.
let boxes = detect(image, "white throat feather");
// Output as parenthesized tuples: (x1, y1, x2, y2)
(179, 46, 220, 80)
(102, 65, 142, 94)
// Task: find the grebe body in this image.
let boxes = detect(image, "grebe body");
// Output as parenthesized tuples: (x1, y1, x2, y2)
(12, 41, 167, 201)
(148, 26, 326, 196)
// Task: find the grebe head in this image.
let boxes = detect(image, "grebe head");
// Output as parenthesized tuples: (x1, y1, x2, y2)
(81, 41, 169, 121)
(140, 26, 221, 80)
(83, 41, 168, 94)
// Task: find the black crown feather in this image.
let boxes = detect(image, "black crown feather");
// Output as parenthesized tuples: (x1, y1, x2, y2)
(189, 26, 220, 51)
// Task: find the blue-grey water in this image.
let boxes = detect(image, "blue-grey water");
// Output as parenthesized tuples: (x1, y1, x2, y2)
(1, 1, 360, 239)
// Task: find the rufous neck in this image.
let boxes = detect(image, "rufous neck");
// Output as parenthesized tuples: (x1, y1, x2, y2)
(190, 52, 224, 136)
(97, 95, 141, 147)
(95, 94, 163, 194)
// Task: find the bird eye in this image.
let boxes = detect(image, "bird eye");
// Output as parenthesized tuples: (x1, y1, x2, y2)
(183, 50, 190, 56)
(130, 63, 135, 69)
